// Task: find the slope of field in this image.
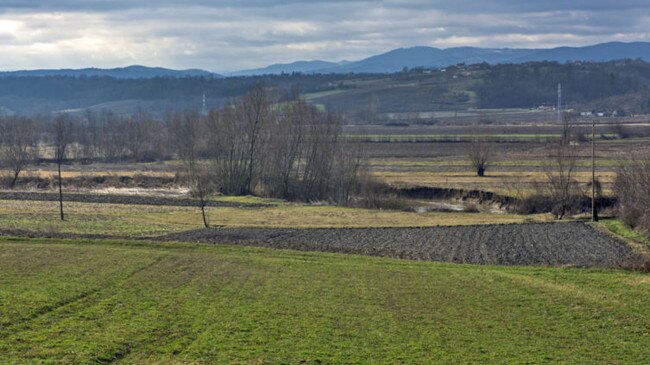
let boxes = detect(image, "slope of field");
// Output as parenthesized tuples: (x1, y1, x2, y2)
(163, 222, 643, 268)
(0, 238, 648, 364)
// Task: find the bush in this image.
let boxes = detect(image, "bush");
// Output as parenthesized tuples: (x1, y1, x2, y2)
(352, 173, 409, 210)
(463, 203, 480, 213)
(512, 193, 591, 216)
(511, 194, 554, 214)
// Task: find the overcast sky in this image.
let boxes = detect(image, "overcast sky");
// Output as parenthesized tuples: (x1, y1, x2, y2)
(0, 0, 649, 72)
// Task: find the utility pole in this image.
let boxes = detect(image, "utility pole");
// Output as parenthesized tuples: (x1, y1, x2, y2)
(57, 144, 64, 221)
(592, 119, 598, 222)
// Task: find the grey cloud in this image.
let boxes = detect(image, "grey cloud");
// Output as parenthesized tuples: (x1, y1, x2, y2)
(0, 1, 648, 71)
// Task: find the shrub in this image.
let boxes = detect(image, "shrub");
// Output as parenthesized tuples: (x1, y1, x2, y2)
(463, 203, 480, 213)
(511, 194, 554, 215)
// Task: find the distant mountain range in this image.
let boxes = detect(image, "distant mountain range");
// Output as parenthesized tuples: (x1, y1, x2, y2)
(0, 65, 222, 79)
(227, 60, 349, 77)
(2, 42, 650, 79)
(227, 41, 650, 75)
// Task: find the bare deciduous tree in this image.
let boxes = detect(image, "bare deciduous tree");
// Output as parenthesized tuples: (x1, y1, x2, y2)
(469, 138, 492, 177)
(170, 111, 212, 228)
(545, 112, 582, 219)
(240, 84, 270, 194)
(0, 116, 37, 188)
(614, 153, 650, 234)
(469, 132, 493, 177)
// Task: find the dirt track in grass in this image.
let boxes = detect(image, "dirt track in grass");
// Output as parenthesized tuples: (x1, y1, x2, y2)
(161, 222, 644, 269)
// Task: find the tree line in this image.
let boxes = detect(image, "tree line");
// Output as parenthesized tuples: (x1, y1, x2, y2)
(0, 86, 365, 224)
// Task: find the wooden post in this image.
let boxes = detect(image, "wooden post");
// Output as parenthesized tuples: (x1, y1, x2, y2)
(58, 146, 64, 221)
(592, 119, 598, 222)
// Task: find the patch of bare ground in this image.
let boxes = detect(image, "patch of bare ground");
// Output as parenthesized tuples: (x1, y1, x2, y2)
(161, 222, 644, 269)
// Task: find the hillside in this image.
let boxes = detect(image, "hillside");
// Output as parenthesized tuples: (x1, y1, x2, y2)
(0, 65, 220, 79)
(233, 41, 650, 75)
(1, 60, 650, 119)
(227, 60, 344, 76)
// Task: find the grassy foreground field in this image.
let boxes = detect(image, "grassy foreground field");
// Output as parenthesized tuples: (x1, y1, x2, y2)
(1, 238, 649, 364)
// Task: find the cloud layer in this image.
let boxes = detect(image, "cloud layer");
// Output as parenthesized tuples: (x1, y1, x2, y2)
(0, 1, 649, 71)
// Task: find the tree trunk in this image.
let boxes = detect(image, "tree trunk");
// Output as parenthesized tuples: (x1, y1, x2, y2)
(477, 167, 485, 177)
(199, 196, 208, 228)
(10, 171, 19, 189)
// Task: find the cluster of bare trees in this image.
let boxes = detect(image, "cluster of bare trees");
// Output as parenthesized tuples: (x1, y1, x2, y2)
(1, 111, 171, 169)
(72, 111, 171, 162)
(166, 86, 363, 226)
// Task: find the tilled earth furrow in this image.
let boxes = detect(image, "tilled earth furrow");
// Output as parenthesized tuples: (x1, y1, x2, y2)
(161, 222, 645, 268)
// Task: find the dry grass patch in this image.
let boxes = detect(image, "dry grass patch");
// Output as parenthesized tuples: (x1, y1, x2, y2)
(0, 199, 552, 237)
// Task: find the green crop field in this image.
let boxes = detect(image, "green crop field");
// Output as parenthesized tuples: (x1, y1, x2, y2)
(0, 237, 649, 364)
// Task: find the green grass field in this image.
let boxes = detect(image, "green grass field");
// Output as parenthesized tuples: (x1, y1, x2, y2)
(1, 237, 649, 364)
(302, 89, 347, 101)
(599, 219, 650, 254)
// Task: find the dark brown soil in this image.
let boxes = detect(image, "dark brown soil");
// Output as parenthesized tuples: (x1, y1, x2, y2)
(1, 220, 642, 269)
(161, 222, 644, 269)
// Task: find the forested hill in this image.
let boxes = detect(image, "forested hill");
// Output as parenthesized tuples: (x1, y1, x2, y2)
(0, 74, 345, 116)
(0, 65, 220, 79)
(474, 60, 650, 110)
(232, 41, 650, 75)
(1, 60, 650, 118)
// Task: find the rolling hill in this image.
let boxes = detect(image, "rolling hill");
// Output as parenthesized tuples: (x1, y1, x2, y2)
(233, 41, 650, 75)
(227, 60, 345, 76)
(0, 65, 221, 79)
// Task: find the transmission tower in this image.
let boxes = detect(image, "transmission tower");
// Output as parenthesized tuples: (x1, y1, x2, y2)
(201, 92, 207, 116)
(557, 83, 562, 124)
